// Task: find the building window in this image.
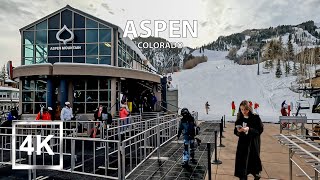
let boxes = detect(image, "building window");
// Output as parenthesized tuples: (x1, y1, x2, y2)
(22, 78, 47, 114)
(73, 78, 111, 113)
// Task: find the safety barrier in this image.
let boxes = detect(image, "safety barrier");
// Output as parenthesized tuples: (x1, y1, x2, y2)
(276, 134, 320, 180)
(0, 112, 180, 180)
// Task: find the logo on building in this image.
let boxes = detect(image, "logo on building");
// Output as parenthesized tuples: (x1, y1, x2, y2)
(49, 25, 81, 51)
(56, 25, 74, 45)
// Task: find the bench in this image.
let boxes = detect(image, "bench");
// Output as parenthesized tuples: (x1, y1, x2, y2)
(279, 116, 307, 134)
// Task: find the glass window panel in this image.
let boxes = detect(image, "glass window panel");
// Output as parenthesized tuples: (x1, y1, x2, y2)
(48, 30, 59, 43)
(36, 30, 47, 44)
(73, 103, 84, 113)
(36, 57, 48, 64)
(99, 79, 110, 89)
(86, 91, 98, 102)
(74, 13, 85, 28)
(35, 91, 46, 102)
(59, 30, 73, 44)
(99, 103, 111, 111)
(48, 57, 59, 64)
(74, 90, 85, 102)
(48, 44, 59, 56)
(118, 48, 122, 59)
(73, 44, 85, 56)
(86, 56, 98, 64)
(99, 24, 108, 29)
(86, 44, 98, 55)
(108, 91, 111, 101)
(35, 103, 45, 114)
(74, 30, 85, 43)
(86, 18, 98, 28)
(86, 103, 98, 113)
(35, 80, 47, 90)
(60, 57, 72, 62)
(23, 79, 34, 90)
(99, 29, 111, 42)
(99, 43, 111, 55)
(22, 92, 34, 102)
(22, 103, 33, 114)
(87, 79, 98, 90)
(24, 45, 34, 58)
(73, 57, 85, 63)
(99, 91, 109, 101)
(23, 31, 34, 45)
(61, 10, 72, 28)
(36, 20, 47, 30)
(122, 49, 126, 60)
(99, 56, 111, 65)
(74, 81, 85, 90)
(86, 29, 98, 43)
(48, 14, 60, 29)
(60, 46, 72, 56)
(35, 44, 47, 58)
(26, 26, 34, 30)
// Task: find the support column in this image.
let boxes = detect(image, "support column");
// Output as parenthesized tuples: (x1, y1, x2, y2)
(60, 79, 67, 108)
(161, 77, 167, 111)
(19, 78, 22, 115)
(110, 78, 117, 116)
(46, 78, 53, 108)
(68, 81, 73, 107)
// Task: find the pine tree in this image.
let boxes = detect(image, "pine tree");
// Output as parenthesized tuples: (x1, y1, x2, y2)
(1, 65, 7, 85)
(275, 59, 282, 78)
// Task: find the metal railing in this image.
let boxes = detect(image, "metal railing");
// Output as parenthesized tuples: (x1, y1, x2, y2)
(0, 112, 180, 180)
(276, 134, 320, 180)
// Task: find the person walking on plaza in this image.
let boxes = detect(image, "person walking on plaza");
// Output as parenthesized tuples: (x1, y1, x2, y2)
(254, 102, 260, 115)
(232, 101, 236, 116)
(60, 102, 73, 129)
(205, 101, 210, 114)
(177, 108, 198, 167)
(234, 100, 264, 180)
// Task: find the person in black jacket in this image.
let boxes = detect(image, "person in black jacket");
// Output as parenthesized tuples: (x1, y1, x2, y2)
(177, 108, 197, 167)
(234, 100, 264, 180)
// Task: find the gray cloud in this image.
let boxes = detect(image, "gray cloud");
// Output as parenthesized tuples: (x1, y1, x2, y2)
(1, 0, 320, 67)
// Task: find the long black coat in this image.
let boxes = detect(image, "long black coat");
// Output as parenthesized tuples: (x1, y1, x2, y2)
(234, 113, 264, 178)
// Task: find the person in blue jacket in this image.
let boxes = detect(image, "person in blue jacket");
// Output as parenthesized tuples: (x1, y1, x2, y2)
(177, 108, 198, 167)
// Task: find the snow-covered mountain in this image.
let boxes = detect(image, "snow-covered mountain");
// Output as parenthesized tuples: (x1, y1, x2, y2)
(170, 49, 318, 122)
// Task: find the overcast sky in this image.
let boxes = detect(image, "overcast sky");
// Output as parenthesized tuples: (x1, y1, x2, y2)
(0, 0, 319, 67)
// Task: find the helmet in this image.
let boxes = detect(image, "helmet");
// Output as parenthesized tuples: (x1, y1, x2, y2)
(181, 108, 190, 116)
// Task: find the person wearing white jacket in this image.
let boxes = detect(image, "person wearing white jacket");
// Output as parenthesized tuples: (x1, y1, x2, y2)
(60, 102, 73, 121)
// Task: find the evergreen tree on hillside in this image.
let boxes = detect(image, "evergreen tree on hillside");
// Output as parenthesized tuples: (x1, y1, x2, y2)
(1, 65, 7, 85)
(275, 59, 282, 78)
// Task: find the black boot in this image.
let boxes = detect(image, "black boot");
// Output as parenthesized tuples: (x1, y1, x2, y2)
(254, 173, 261, 180)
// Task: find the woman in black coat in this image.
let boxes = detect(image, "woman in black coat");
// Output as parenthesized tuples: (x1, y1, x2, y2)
(234, 100, 264, 180)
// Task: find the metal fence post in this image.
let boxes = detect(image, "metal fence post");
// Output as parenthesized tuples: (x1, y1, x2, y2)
(212, 131, 222, 164)
(289, 147, 292, 180)
(207, 143, 212, 180)
(71, 139, 75, 172)
(157, 114, 160, 161)
(121, 143, 125, 180)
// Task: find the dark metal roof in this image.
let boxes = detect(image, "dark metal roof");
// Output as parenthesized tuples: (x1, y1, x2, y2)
(19, 5, 119, 32)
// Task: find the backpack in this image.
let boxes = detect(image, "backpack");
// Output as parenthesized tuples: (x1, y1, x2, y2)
(102, 113, 113, 125)
(186, 121, 199, 138)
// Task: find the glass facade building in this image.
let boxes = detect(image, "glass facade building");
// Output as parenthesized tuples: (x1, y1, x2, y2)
(15, 5, 160, 116)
